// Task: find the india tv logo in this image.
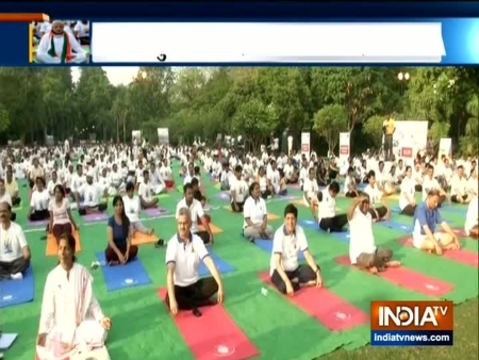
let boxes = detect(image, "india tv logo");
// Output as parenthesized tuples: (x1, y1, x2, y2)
(370, 300, 454, 346)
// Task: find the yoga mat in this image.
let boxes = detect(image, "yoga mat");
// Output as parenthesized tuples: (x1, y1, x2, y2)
(216, 192, 230, 201)
(83, 213, 108, 222)
(381, 220, 413, 233)
(46, 230, 81, 256)
(252, 239, 305, 260)
(0, 333, 18, 350)
(176, 185, 184, 192)
(399, 237, 479, 267)
(214, 183, 221, 190)
(300, 220, 350, 243)
(199, 251, 235, 277)
(258, 272, 368, 331)
(0, 267, 35, 308)
(132, 231, 158, 245)
(335, 256, 454, 296)
(154, 193, 170, 199)
(143, 207, 169, 217)
(157, 288, 259, 360)
(95, 253, 151, 292)
(198, 223, 223, 234)
(28, 219, 49, 227)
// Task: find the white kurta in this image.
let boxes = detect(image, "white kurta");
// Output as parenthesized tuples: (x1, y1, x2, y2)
(38, 263, 107, 358)
(36, 32, 87, 64)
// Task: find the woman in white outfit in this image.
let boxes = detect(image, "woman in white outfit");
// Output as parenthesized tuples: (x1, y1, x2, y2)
(36, 233, 111, 359)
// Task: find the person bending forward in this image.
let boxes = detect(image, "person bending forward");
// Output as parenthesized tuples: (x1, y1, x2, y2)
(270, 204, 323, 295)
(347, 196, 400, 273)
(165, 207, 224, 316)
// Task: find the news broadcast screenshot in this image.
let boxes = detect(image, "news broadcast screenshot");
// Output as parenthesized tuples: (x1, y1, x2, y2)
(0, 2, 477, 360)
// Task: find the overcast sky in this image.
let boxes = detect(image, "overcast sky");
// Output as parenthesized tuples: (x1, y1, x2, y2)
(71, 66, 139, 85)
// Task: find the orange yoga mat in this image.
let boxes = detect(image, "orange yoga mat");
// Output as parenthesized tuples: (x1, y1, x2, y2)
(132, 231, 158, 245)
(45, 230, 81, 256)
(198, 223, 223, 234)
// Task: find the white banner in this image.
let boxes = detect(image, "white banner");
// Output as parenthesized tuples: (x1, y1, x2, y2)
(383, 120, 428, 165)
(92, 22, 445, 64)
(438, 138, 452, 159)
(131, 130, 141, 145)
(301, 132, 310, 157)
(157, 128, 169, 145)
(339, 132, 350, 164)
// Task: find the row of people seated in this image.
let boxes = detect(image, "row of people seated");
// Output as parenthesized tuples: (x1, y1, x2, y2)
(0, 190, 474, 357)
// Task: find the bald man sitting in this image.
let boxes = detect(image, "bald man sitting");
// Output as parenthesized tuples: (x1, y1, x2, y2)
(164, 207, 225, 317)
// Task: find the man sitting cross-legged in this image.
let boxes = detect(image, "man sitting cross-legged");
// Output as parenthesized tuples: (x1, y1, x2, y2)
(347, 196, 400, 273)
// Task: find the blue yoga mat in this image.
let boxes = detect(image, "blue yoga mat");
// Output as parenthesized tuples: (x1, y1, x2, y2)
(381, 220, 413, 233)
(95, 253, 151, 292)
(0, 267, 35, 308)
(253, 239, 305, 260)
(199, 251, 235, 276)
(0, 333, 18, 350)
(300, 220, 350, 243)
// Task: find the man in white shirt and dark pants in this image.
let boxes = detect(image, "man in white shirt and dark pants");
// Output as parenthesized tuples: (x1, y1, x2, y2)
(347, 196, 399, 273)
(0, 202, 31, 280)
(270, 204, 323, 295)
(165, 207, 224, 317)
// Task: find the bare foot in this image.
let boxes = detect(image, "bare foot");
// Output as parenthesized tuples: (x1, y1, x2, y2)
(386, 260, 401, 267)
(368, 266, 379, 274)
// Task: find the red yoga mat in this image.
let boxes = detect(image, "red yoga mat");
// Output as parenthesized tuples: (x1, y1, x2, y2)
(399, 237, 478, 268)
(335, 256, 454, 297)
(258, 272, 368, 331)
(157, 288, 259, 360)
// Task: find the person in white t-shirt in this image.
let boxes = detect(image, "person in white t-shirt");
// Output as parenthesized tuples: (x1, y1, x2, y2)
(421, 164, 447, 206)
(315, 182, 348, 232)
(164, 207, 224, 317)
(363, 171, 390, 221)
(303, 167, 319, 209)
(450, 165, 472, 204)
(230, 165, 249, 213)
(28, 177, 51, 222)
(344, 167, 361, 198)
(256, 166, 272, 199)
(464, 195, 478, 239)
(76, 171, 108, 215)
(398, 166, 417, 216)
(270, 204, 322, 295)
(138, 170, 160, 209)
(243, 182, 273, 241)
(48, 184, 78, 242)
(347, 196, 399, 273)
(282, 158, 298, 184)
(176, 184, 214, 245)
(123, 182, 164, 246)
(0, 178, 17, 222)
(0, 202, 31, 280)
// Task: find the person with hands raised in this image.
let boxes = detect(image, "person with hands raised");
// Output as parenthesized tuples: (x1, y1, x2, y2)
(165, 207, 224, 317)
(270, 204, 323, 296)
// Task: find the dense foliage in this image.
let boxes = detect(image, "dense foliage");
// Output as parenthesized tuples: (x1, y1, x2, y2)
(0, 67, 477, 154)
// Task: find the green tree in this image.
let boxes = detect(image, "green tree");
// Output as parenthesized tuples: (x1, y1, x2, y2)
(363, 115, 385, 148)
(312, 104, 348, 153)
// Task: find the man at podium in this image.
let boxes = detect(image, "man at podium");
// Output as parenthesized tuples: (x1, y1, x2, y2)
(36, 20, 87, 64)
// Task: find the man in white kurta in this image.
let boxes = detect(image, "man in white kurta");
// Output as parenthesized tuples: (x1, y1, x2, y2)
(36, 20, 87, 64)
(37, 263, 108, 358)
